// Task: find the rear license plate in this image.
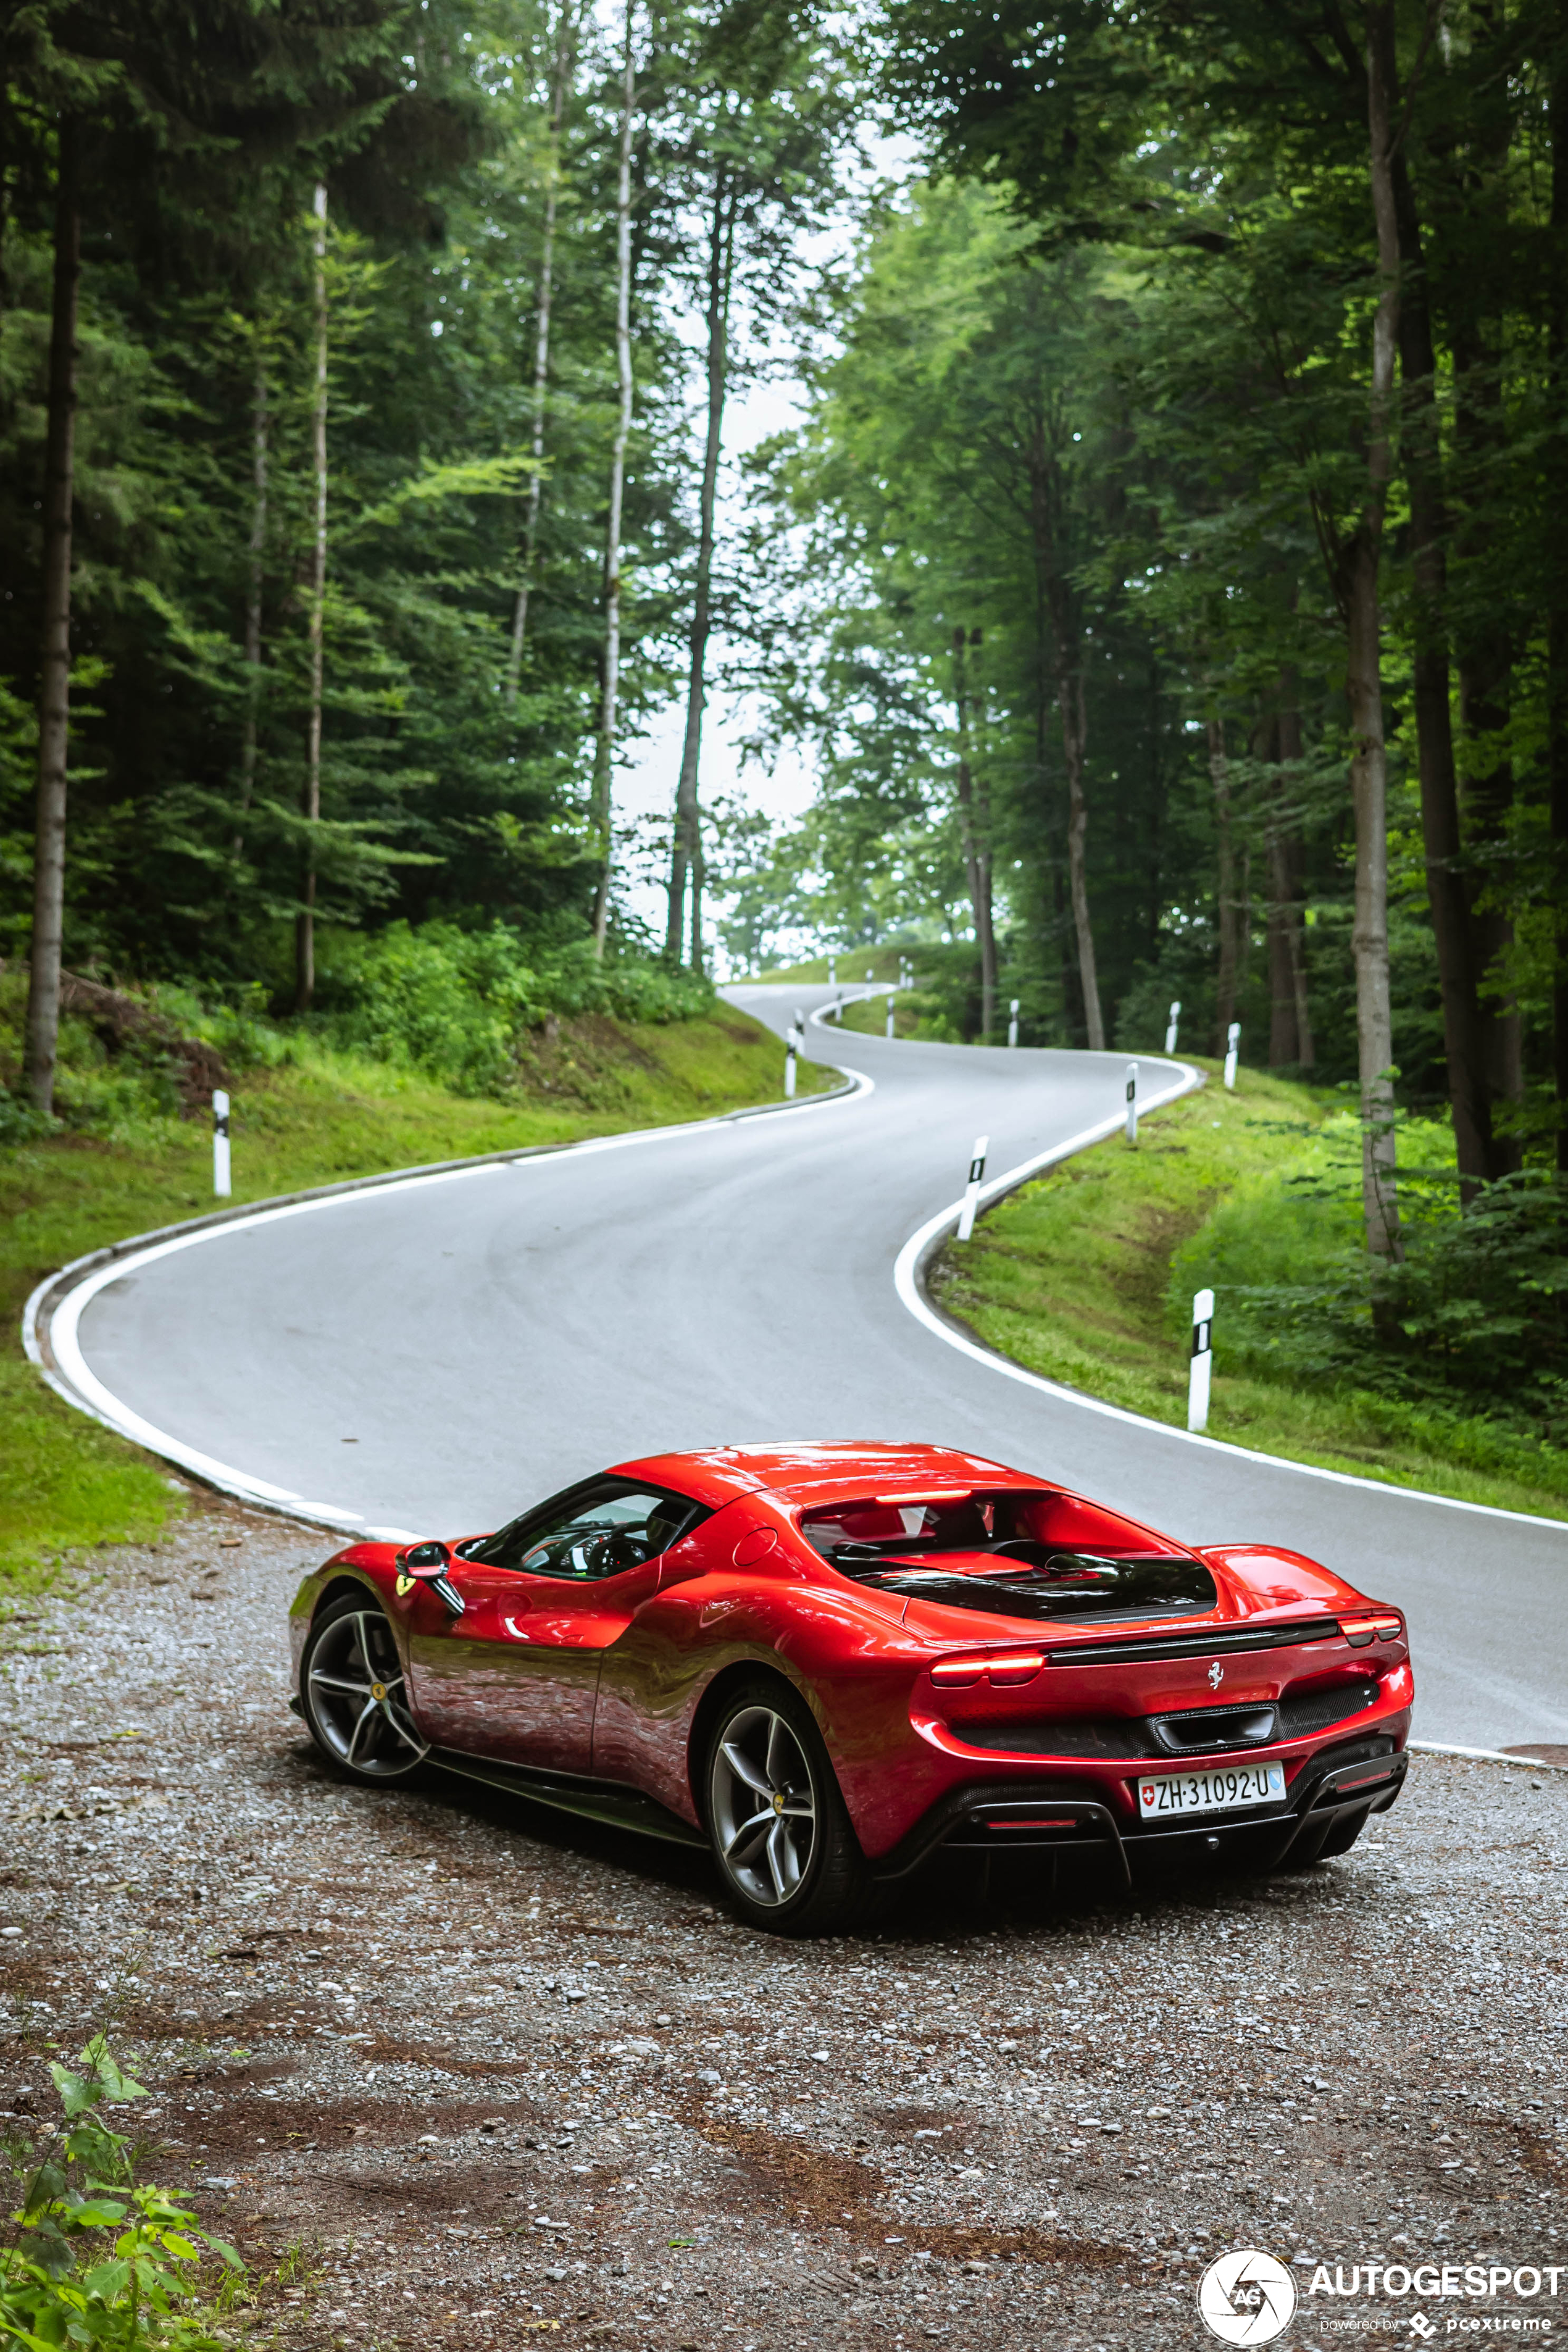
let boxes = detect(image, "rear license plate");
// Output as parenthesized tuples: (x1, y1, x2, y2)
(1136, 1762, 1287, 1820)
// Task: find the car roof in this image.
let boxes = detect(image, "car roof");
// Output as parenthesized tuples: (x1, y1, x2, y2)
(607, 1442, 1040, 1511)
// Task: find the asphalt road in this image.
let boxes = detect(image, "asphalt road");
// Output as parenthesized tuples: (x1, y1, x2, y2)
(57, 983, 1568, 1750)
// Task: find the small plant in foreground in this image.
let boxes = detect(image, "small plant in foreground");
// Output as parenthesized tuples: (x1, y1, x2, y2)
(0, 2035, 240, 2348)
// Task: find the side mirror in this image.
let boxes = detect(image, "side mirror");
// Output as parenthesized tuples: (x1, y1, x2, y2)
(394, 1540, 465, 1616)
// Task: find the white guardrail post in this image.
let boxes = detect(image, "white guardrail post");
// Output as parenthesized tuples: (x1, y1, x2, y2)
(1125, 1061, 1138, 1143)
(212, 1090, 231, 1198)
(1188, 1286, 1214, 1432)
(1007, 997, 1019, 1048)
(1165, 999, 1181, 1054)
(1224, 1021, 1240, 1090)
(956, 1135, 988, 1242)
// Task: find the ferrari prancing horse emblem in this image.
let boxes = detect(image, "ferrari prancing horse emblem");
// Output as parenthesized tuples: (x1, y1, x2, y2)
(395, 1572, 414, 1597)
(1207, 1662, 1224, 1690)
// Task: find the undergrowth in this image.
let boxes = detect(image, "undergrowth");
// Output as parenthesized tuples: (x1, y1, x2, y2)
(0, 2037, 240, 2347)
(935, 1067, 1568, 1519)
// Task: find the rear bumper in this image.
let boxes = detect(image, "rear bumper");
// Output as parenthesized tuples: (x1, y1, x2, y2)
(869, 1734, 1408, 1884)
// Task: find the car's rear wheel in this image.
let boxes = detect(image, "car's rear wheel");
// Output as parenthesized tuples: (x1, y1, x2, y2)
(301, 1591, 428, 1785)
(703, 1677, 872, 1936)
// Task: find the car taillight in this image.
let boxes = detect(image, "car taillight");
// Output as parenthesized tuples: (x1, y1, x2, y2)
(1338, 1612, 1403, 1648)
(930, 1650, 1046, 1688)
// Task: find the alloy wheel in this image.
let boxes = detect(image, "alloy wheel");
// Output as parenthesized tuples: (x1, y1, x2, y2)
(306, 1608, 427, 1779)
(709, 1704, 819, 1907)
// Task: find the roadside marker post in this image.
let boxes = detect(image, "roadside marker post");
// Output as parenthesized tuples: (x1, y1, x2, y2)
(956, 1135, 988, 1243)
(885, 993, 896, 1039)
(784, 1033, 797, 1098)
(828, 954, 836, 986)
(1188, 1287, 1214, 1433)
(1125, 1062, 1138, 1144)
(1007, 998, 1019, 1048)
(212, 1090, 231, 1198)
(1165, 999, 1181, 1054)
(1224, 1022, 1240, 1090)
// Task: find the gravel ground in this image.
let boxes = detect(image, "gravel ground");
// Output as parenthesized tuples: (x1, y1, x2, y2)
(2, 1495, 1566, 2351)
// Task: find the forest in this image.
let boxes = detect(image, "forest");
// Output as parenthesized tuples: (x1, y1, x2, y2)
(2, 0, 1567, 1446)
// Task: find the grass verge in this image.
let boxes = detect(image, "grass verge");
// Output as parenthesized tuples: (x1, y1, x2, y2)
(931, 1062, 1568, 1522)
(1, 1007, 835, 1598)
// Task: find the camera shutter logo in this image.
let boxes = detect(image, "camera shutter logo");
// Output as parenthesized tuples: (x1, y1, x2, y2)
(1197, 2249, 1297, 2345)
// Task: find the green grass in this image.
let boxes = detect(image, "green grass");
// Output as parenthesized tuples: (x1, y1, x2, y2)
(753, 946, 916, 985)
(0, 1007, 835, 1597)
(932, 1062, 1568, 1522)
(833, 988, 959, 1041)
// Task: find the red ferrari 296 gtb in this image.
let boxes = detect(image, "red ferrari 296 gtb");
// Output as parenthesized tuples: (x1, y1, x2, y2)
(288, 1441, 1411, 1933)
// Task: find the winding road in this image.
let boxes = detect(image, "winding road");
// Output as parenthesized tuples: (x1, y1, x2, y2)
(28, 985, 1568, 1751)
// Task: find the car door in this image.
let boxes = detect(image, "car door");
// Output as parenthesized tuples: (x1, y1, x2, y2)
(402, 1482, 704, 1775)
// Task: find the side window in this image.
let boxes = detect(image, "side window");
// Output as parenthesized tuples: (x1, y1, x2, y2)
(491, 1485, 706, 1581)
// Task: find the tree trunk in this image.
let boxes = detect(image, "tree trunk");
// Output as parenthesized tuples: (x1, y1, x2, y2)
(1209, 713, 1238, 1052)
(1057, 653, 1103, 1049)
(23, 116, 81, 1117)
(666, 163, 734, 965)
(1026, 417, 1103, 1048)
(506, 1, 576, 688)
(953, 626, 996, 1038)
(689, 822, 705, 975)
(1262, 702, 1314, 1070)
(1453, 300, 1522, 1161)
(1278, 708, 1314, 1070)
(1551, 38, 1568, 1171)
(296, 182, 328, 1015)
(1346, 3, 1402, 1264)
(590, 7, 635, 957)
(233, 348, 268, 857)
(1388, 136, 1495, 1186)
(1449, 0, 1522, 1170)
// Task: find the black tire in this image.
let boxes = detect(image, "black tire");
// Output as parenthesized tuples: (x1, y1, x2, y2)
(702, 1675, 873, 1937)
(299, 1589, 429, 1786)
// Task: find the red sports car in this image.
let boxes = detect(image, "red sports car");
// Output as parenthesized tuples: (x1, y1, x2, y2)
(288, 1441, 1412, 1933)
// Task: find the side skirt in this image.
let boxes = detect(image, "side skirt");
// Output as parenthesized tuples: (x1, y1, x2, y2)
(427, 1746, 708, 1851)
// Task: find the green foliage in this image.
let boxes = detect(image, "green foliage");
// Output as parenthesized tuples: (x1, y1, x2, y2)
(935, 1072, 1568, 1518)
(320, 922, 717, 1093)
(0, 2037, 239, 2348)
(1181, 1135, 1568, 1442)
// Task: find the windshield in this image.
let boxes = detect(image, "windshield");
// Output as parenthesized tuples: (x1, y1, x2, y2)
(799, 1491, 1217, 1621)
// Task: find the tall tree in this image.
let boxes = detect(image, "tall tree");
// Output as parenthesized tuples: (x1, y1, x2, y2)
(660, 0, 851, 970)
(297, 180, 329, 1014)
(952, 625, 996, 1038)
(507, 0, 578, 688)
(666, 149, 734, 967)
(22, 112, 81, 1114)
(590, 1, 636, 956)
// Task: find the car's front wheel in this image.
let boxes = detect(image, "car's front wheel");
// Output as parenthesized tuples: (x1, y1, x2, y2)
(703, 1677, 871, 1935)
(300, 1591, 428, 1785)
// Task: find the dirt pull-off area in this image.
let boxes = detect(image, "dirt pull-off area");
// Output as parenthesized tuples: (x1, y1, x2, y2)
(1, 1499, 1565, 2350)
